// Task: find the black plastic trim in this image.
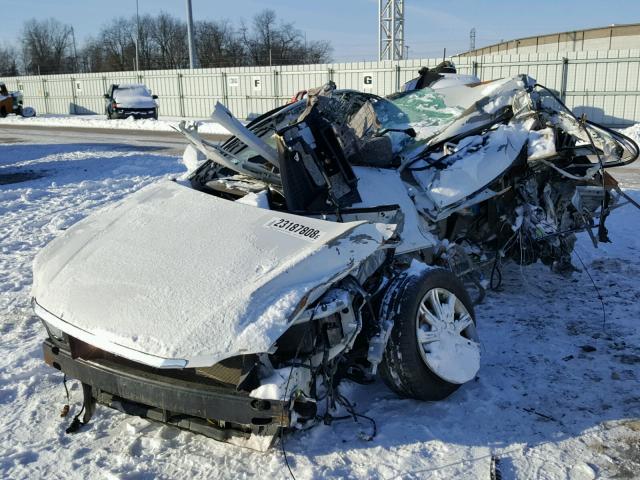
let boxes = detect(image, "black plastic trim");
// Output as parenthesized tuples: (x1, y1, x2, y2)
(43, 341, 289, 427)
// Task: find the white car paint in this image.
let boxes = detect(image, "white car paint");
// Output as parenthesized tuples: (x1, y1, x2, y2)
(412, 123, 529, 210)
(352, 166, 438, 253)
(32, 181, 394, 368)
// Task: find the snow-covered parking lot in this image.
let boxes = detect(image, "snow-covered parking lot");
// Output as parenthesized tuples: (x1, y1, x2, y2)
(1, 129, 639, 479)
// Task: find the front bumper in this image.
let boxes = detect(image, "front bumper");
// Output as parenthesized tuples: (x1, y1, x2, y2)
(111, 108, 156, 119)
(43, 340, 289, 439)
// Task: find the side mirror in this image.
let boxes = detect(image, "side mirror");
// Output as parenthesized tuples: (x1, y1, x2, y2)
(103, 93, 109, 99)
(152, 95, 158, 99)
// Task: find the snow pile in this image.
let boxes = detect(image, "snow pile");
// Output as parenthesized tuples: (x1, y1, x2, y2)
(528, 127, 557, 160)
(235, 190, 269, 209)
(181, 144, 205, 172)
(0, 113, 230, 135)
(249, 367, 296, 400)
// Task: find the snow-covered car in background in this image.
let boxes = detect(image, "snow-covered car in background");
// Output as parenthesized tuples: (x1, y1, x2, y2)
(33, 75, 638, 450)
(104, 83, 158, 120)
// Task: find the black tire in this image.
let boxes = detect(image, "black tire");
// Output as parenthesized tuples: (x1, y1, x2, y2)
(379, 267, 478, 401)
(0, 106, 7, 118)
(153, 109, 158, 120)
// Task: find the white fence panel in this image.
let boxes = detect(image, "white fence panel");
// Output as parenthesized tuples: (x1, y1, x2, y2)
(1, 51, 639, 126)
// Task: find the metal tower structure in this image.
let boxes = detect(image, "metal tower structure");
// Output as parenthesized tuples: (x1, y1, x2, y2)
(378, 0, 405, 61)
(470, 28, 476, 52)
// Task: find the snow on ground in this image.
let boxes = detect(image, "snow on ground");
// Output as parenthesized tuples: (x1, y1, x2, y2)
(1, 136, 639, 479)
(0, 113, 229, 135)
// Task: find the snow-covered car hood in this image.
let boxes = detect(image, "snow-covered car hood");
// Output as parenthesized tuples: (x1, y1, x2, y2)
(32, 181, 394, 368)
(113, 94, 156, 109)
(113, 87, 156, 109)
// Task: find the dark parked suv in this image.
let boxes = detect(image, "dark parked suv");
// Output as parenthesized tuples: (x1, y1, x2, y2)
(104, 83, 158, 119)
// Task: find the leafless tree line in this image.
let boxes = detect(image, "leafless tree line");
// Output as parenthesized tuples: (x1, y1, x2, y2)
(8, 9, 332, 76)
(0, 43, 19, 76)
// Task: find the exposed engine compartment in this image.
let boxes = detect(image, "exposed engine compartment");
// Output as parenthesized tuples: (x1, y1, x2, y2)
(183, 76, 638, 296)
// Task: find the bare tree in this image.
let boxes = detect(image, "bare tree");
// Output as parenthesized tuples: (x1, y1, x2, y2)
(18, 10, 332, 75)
(244, 9, 276, 65)
(98, 17, 137, 71)
(137, 14, 157, 70)
(303, 40, 333, 64)
(151, 12, 188, 69)
(78, 38, 104, 73)
(244, 10, 332, 66)
(21, 18, 73, 74)
(80, 14, 154, 72)
(195, 20, 246, 68)
(0, 43, 19, 76)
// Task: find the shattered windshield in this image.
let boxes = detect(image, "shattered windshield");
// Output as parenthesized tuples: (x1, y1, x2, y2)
(220, 87, 467, 168)
(388, 89, 465, 133)
(374, 88, 466, 154)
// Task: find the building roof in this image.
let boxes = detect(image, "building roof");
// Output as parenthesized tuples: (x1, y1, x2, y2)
(457, 23, 640, 57)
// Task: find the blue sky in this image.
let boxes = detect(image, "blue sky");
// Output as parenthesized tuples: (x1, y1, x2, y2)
(2, 0, 639, 61)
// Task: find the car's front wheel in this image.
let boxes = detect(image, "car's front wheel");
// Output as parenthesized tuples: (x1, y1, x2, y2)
(380, 267, 480, 401)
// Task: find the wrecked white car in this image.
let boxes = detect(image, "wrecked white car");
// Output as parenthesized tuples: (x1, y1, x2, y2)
(33, 75, 638, 450)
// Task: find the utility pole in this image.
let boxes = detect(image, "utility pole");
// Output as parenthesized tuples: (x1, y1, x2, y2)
(470, 28, 476, 52)
(378, 0, 405, 61)
(69, 26, 78, 72)
(135, 0, 140, 71)
(185, 0, 197, 69)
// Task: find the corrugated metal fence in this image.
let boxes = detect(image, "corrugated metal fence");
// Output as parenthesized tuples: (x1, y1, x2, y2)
(1, 50, 640, 126)
(466, 49, 640, 127)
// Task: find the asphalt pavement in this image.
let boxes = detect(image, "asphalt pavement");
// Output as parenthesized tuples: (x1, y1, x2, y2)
(0, 123, 229, 155)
